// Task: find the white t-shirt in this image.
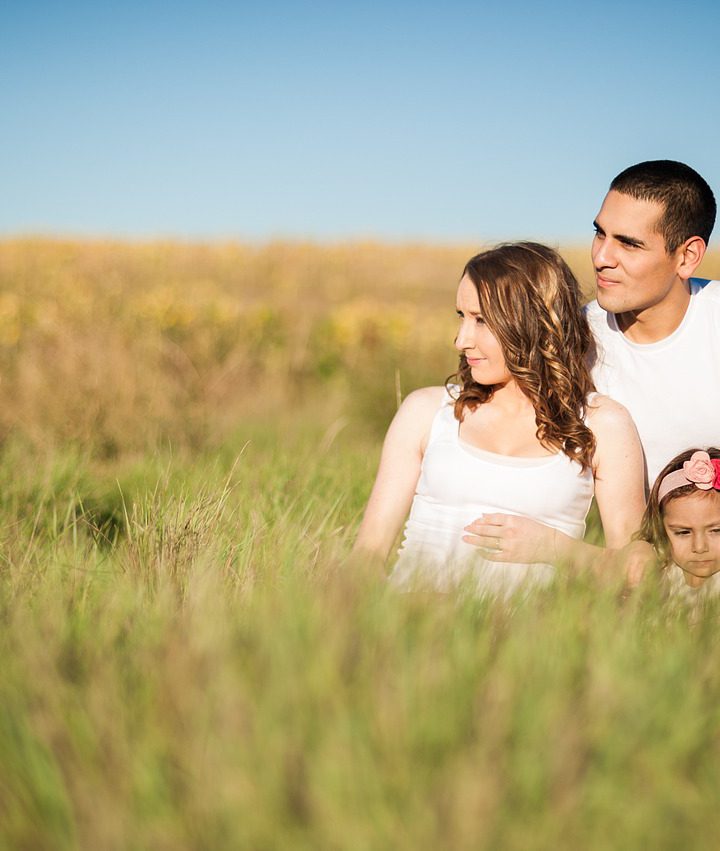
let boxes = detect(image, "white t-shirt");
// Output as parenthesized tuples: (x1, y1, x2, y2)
(586, 278, 720, 490)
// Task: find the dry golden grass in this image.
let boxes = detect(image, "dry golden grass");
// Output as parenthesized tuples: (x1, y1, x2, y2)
(1, 238, 718, 455)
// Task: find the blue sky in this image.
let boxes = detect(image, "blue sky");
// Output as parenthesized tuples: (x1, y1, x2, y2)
(2, 0, 719, 242)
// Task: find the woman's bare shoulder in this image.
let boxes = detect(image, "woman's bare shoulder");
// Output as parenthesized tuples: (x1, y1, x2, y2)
(585, 393, 636, 432)
(400, 385, 448, 412)
(388, 386, 448, 443)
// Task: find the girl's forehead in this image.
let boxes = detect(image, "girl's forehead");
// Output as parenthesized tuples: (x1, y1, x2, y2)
(663, 490, 720, 525)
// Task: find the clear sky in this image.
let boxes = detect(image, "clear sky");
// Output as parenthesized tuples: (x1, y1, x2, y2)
(2, 0, 719, 242)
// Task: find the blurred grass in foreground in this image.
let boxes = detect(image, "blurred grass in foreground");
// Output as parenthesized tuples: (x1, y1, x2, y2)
(2, 425, 720, 850)
(2, 239, 720, 848)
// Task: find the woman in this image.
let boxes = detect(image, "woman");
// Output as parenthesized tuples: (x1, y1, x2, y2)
(353, 242, 645, 595)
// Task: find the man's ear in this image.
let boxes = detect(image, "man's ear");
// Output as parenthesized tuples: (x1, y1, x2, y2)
(676, 235, 706, 280)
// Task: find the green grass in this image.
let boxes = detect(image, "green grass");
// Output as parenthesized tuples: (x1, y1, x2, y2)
(2, 420, 720, 851)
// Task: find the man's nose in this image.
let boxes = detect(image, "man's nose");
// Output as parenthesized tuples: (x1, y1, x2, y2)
(592, 237, 617, 270)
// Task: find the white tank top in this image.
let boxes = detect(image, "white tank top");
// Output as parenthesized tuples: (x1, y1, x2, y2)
(390, 389, 595, 595)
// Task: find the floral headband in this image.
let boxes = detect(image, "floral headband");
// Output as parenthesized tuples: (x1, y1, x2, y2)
(657, 450, 720, 503)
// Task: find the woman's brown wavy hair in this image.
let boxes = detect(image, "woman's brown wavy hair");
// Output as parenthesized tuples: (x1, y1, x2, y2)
(636, 447, 720, 569)
(446, 242, 597, 471)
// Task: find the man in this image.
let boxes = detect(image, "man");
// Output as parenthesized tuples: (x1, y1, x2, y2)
(464, 160, 720, 574)
(586, 159, 720, 490)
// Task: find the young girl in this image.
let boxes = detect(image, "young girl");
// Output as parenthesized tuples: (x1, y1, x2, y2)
(353, 242, 646, 596)
(638, 448, 720, 597)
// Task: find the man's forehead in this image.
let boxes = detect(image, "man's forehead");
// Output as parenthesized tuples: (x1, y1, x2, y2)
(596, 190, 665, 235)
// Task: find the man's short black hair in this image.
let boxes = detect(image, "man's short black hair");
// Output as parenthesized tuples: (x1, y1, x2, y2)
(610, 160, 716, 252)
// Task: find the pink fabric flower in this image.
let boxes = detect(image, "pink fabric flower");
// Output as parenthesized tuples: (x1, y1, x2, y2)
(713, 458, 720, 490)
(682, 451, 716, 490)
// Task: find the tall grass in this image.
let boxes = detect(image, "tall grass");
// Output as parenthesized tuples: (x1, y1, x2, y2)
(2, 239, 720, 848)
(2, 429, 720, 850)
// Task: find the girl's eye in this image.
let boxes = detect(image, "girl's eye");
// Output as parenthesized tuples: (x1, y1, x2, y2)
(671, 530, 691, 537)
(475, 317, 485, 325)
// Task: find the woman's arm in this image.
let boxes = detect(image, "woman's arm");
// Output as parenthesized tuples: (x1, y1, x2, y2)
(587, 395, 645, 548)
(352, 386, 445, 565)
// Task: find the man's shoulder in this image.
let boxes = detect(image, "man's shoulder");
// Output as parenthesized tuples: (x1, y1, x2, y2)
(584, 299, 615, 339)
(691, 277, 720, 305)
(584, 298, 604, 319)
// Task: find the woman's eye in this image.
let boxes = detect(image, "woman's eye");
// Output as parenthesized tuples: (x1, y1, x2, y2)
(672, 530, 690, 537)
(475, 317, 485, 325)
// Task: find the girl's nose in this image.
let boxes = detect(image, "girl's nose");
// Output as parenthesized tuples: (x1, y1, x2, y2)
(691, 531, 709, 553)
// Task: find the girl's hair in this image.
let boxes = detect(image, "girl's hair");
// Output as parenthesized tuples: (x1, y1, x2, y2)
(446, 241, 596, 471)
(637, 446, 720, 568)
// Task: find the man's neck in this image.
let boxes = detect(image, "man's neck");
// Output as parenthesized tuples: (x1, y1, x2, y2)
(615, 280, 692, 343)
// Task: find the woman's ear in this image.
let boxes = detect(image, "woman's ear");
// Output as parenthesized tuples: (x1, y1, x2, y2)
(676, 235, 707, 280)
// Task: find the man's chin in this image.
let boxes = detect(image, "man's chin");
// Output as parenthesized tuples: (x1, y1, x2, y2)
(596, 289, 623, 313)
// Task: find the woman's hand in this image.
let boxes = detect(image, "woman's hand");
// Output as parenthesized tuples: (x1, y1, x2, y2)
(615, 539, 658, 588)
(463, 513, 558, 564)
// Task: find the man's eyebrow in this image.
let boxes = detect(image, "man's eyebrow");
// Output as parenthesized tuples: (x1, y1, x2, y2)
(593, 219, 646, 248)
(617, 234, 647, 248)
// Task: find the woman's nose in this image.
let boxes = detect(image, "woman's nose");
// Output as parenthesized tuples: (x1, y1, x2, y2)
(454, 320, 472, 351)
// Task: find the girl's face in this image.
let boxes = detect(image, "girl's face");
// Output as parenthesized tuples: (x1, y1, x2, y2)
(663, 491, 720, 585)
(455, 276, 513, 387)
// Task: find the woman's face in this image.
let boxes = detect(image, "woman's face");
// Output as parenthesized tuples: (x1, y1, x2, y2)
(455, 276, 512, 387)
(663, 490, 720, 584)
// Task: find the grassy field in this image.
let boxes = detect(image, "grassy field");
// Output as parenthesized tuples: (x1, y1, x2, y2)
(2, 239, 720, 849)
